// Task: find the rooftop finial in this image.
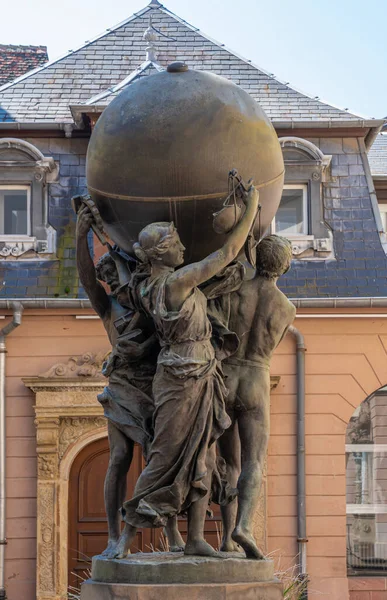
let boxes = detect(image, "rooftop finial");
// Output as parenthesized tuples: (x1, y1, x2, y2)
(143, 14, 159, 62)
(148, 0, 162, 8)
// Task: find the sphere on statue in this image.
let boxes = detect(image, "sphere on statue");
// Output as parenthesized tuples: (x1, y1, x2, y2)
(86, 64, 284, 262)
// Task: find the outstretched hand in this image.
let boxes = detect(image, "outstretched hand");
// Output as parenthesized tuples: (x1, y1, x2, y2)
(76, 204, 94, 238)
(243, 181, 259, 209)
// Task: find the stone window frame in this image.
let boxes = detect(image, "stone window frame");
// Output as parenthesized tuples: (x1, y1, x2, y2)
(0, 138, 58, 258)
(279, 136, 333, 260)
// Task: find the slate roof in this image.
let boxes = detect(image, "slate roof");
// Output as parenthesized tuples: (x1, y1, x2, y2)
(0, 2, 370, 125)
(369, 133, 387, 177)
(0, 44, 48, 86)
(86, 59, 162, 106)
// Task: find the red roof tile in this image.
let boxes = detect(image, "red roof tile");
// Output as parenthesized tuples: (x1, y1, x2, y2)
(0, 44, 48, 86)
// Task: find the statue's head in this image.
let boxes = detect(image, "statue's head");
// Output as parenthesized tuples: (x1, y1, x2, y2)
(255, 235, 292, 279)
(95, 253, 120, 294)
(134, 222, 185, 268)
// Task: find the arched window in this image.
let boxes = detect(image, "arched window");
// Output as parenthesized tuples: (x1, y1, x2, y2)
(346, 389, 387, 574)
(0, 138, 57, 258)
(278, 137, 333, 260)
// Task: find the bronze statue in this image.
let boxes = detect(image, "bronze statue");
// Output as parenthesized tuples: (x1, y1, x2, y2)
(217, 235, 295, 558)
(109, 185, 259, 559)
(75, 204, 185, 558)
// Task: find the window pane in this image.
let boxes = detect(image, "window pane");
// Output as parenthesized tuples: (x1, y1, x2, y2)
(346, 395, 387, 573)
(379, 206, 387, 232)
(275, 188, 306, 235)
(0, 190, 28, 235)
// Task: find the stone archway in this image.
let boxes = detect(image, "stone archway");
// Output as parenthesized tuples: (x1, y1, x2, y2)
(24, 353, 108, 600)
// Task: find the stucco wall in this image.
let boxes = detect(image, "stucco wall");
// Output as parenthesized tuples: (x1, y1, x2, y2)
(3, 309, 387, 599)
(4, 309, 108, 599)
(270, 314, 387, 599)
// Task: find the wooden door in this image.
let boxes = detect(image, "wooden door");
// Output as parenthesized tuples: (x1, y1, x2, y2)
(68, 437, 222, 589)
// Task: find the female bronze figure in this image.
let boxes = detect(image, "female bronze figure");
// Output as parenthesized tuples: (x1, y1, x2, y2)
(112, 185, 259, 558)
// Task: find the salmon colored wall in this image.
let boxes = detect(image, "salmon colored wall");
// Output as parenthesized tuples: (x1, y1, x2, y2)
(3, 308, 387, 599)
(268, 314, 387, 600)
(4, 310, 108, 600)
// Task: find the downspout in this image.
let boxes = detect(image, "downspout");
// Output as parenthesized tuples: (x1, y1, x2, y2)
(288, 325, 308, 596)
(0, 302, 23, 600)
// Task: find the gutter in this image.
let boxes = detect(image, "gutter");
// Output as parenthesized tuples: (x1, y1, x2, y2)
(0, 302, 23, 600)
(272, 118, 385, 131)
(288, 325, 308, 597)
(2, 297, 387, 310)
(365, 122, 385, 151)
(290, 297, 387, 308)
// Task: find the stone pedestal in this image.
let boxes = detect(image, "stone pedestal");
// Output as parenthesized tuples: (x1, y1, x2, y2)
(80, 552, 283, 599)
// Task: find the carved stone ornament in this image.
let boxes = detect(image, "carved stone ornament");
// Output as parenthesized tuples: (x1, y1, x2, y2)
(37, 453, 58, 480)
(59, 416, 107, 459)
(40, 351, 109, 379)
(38, 485, 55, 593)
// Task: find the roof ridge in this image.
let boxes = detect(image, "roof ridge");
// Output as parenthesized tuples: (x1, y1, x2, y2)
(158, 4, 369, 120)
(0, 44, 47, 51)
(0, 5, 152, 94)
(85, 59, 164, 105)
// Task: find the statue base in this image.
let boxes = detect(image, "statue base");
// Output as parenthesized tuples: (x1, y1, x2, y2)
(81, 580, 283, 599)
(80, 552, 283, 599)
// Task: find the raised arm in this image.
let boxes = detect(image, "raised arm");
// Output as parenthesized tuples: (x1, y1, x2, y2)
(76, 204, 110, 318)
(169, 186, 259, 301)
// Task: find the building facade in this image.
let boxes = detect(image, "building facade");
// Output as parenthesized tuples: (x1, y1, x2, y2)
(0, 2, 386, 599)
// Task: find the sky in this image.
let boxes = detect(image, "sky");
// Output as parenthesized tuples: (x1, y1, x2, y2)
(1, 0, 386, 119)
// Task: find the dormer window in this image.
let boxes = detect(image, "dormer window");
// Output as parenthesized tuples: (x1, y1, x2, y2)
(279, 137, 333, 259)
(0, 139, 58, 258)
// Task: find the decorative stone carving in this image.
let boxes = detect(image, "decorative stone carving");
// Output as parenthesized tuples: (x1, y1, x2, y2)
(37, 485, 55, 593)
(59, 416, 107, 459)
(40, 351, 108, 379)
(38, 454, 58, 480)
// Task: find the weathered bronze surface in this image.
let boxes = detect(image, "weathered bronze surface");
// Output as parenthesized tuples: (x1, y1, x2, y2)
(215, 236, 296, 558)
(86, 67, 284, 262)
(75, 203, 185, 557)
(77, 64, 296, 591)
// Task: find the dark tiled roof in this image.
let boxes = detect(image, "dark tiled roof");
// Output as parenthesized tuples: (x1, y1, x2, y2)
(0, 44, 48, 86)
(369, 133, 387, 177)
(0, 5, 365, 124)
(86, 60, 162, 106)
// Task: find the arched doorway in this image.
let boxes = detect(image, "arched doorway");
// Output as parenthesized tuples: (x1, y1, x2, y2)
(68, 437, 222, 589)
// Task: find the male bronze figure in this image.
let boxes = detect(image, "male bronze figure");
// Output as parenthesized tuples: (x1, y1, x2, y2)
(76, 204, 184, 557)
(218, 235, 295, 559)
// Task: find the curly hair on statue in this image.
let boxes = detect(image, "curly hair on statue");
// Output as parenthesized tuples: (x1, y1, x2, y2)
(95, 253, 118, 286)
(255, 235, 292, 279)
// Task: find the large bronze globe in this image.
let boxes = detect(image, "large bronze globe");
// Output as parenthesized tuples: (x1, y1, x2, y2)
(86, 64, 284, 263)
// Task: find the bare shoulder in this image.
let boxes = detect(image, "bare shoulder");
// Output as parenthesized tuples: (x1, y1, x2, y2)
(272, 286, 296, 315)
